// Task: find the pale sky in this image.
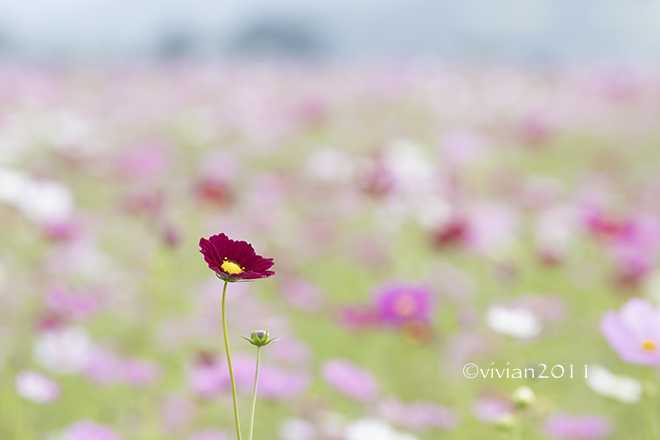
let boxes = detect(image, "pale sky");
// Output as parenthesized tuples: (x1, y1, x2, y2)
(1, 0, 660, 59)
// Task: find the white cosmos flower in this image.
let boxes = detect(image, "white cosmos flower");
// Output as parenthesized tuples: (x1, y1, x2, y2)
(305, 148, 354, 183)
(15, 370, 61, 404)
(486, 305, 542, 339)
(0, 166, 30, 204)
(0, 166, 74, 224)
(345, 418, 419, 440)
(16, 179, 74, 224)
(33, 327, 92, 374)
(278, 418, 317, 440)
(586, 364, 642, 404)
(383, 139, 434, 192)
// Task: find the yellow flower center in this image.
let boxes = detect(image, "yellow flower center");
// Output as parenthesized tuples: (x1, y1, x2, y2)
(642, 340, 657, 352)
(394, 295, 417, 317)
(221, 259, 244, 275)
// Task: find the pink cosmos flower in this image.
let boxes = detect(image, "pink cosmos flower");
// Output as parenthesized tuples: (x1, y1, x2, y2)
(338, 306, 378, 331)
(280, 279, 325, 313)
(544, 413, 613, 439)
(601, 298, 660, 366)
(188, 353, 230, 398)
(373, 283, 434, 326)
(84, 347, 122, 385)
(378, 397, 458, 432)
(267, 337, 311, 367)
(45, 287, 99, 320)
(189, 352, 254, 398)
(258, 365, 310, 400)
(117, 145, 169, 179)
(161, 396, 195, 431)
(464, 202, 520, 256)
(62, 420, 123, 440)
(472, 396, 513, 423)
(42, 218, 82, 242)
(321, 359, 380, 402)
(439, 130, 487, 166)
(121, 358, 160, 387)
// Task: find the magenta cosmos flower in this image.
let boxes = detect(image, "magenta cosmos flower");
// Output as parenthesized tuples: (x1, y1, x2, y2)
(199, 233, 274, 282)
(373, 283, 434, 326)
(601, 298, 660, 366)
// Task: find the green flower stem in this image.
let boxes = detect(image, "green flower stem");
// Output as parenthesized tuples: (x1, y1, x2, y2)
(222, 280, 242, 440)
(248, 346, 262, 440)
(645, 392, 659, 439)
(643, 368, 659, 440)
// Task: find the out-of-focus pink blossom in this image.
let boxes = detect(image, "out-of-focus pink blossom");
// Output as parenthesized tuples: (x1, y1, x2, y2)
(431, 216, 469, 249)
(42, 218, 83, 242)
(268, 337, 311, 367)
(84, 347, 122, 385)
(62, 420, 123, 440)
(161, 396, 196, 431)
(188, 430, 228, 440)
(280, 279, 325, 313)
(439, 130, 487, 166)
(123, 190, 165, 215)
(378, 397, 458, 432)
(443, 333, 494, 371)
(258, 365, 310, 400)
(121, 358, 160, 387)
(195, 177, 233, 209)
(472, 396, 513, 423)
(189, 352, 254, 398)
(188, 353, 230, 398)
(161, 224, 182, 247)
(117, 145, 169, 179)
(45, 287, 99, 320)
(338, 306, 378, 331)
(321, 359, 379, 402)
(544, 413, 613, 439)
(583, 208, 631, 240)
(520, 113, 554, 146)
(357, 157, 394, 199)
(464, 202, 520, 257)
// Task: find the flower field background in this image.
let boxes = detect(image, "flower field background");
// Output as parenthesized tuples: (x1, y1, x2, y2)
(1, 61, 660, 439)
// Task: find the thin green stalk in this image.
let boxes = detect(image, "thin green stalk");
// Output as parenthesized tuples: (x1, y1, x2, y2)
(643, 368, 660, 440)
(249, 347, 262, 440)
(222, 280, 242, 440)
(645, 394, 659, 440)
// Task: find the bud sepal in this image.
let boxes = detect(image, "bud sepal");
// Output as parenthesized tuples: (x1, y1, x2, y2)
(240, 329, 279, 348)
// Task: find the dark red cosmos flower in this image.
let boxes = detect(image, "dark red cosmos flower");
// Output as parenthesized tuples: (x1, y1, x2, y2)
(199, 233, 274, 282)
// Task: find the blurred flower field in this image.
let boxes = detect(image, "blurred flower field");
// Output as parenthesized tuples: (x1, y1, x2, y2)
(1, 61, 660, 439)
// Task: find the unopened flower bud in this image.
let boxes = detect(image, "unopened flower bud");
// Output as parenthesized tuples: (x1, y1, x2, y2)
(512, 386, 536, 409)
(241, 329, 278, 347)
(494, 413, 516, 431)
